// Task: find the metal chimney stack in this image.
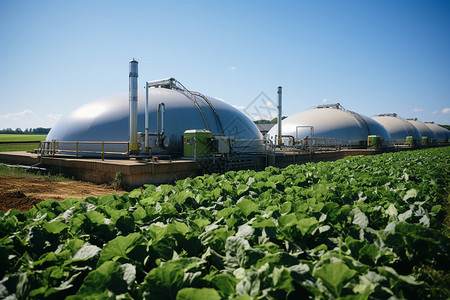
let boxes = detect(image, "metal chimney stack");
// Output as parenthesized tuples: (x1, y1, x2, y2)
(129, 59, 139, 151)
(277, 86, 282, 146)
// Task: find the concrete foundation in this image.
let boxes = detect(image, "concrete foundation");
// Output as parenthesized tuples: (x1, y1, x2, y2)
(0, 152, 200, 188)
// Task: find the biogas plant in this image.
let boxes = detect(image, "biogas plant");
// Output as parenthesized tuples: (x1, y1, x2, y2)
(1, 60, 449, 187)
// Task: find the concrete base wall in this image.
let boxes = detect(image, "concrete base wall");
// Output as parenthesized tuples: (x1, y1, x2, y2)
(0, 152, 200, 188)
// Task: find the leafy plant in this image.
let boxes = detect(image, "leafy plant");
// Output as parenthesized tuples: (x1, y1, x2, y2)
(0, 147, 449, 299)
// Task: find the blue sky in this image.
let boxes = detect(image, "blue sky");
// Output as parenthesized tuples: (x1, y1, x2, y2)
(0, 0, 449, 130)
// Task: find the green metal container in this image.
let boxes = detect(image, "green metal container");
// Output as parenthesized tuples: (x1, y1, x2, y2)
(367, 135, 381, 149)
(405, 136, 414, 146)
(183, 129, 213, 158)
(422, 136, 429, 146)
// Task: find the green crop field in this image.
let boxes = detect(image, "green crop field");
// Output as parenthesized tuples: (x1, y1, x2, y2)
(0, 143, 40, 152)
(0, 134, 47, 142)
(0, 147, 449, 299)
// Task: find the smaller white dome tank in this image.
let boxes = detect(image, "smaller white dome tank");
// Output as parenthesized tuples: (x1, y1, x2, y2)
(406, 118, 438, 143)
(267, 104, 393, 148)
(424, 122, 449, 144)
(372, 113, 423, 145)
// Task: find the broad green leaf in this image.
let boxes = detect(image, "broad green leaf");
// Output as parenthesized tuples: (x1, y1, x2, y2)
(385, 204, 398, 217)
(252, 218, 276, 228)
(85, 210, 105, 225)
(169, 222, 190, 235)
(297, 217, 318, 235)
(352, 208, 368, 229)
(236, 270, 261, 297)
(398, 209, 412, 222)
(128, 189, 142, 199)
(359, 244, 379, 265)
(272, 267, 295, 294)
(280, 202, 292, 214)
(314, 261, 357, 297)
(77, 261, 127, 295)
(132, 206, 147, 221)
(237, 198, 259, 217)
(377, 266, 422, 285)
(237, 184, 249, 196)
(149, 223, 168, 242)
(43, 221, 68, 234)
(143, 261, 186, 299)
(211, 274, 239, 297)
(403, 189, 418, 201)
(121, 263, 136, 285)
(72, 244, 102, 261)
(98, 232, 142, 265)
(236, 224, 254, 239)
(176, 287, 221, 300)
(278, 213, 297, 227)
(431, 205, 441, 214)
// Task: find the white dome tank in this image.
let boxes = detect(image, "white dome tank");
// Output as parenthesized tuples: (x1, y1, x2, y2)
(267, 104, 393, 148)
(406, 118, 438, 143)
(424, 122, 449, 143)
(372, 113, 422, 145)
(47, 87, 262, 156)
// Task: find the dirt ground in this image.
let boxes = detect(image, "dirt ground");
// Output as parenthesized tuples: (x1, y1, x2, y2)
(0, 176, 126, 211)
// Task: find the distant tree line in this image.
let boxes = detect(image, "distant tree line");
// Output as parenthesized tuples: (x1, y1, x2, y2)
(254, 117, 287, 124)
(0, 127, 51, 134)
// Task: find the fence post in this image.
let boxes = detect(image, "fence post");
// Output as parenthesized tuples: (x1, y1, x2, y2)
(76, 141, 79, 158)
(102, 141, 104, 161)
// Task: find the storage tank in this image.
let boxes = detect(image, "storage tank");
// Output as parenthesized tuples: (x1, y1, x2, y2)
(267, 104, 393, 148)
(406, 118, 437, 144)
(424, 122, 449, 144)
(46, 87, 262, 156)
(372, 113, 422, 145)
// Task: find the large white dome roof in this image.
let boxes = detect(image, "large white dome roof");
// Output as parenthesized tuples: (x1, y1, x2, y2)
(47, 88, 262, 155)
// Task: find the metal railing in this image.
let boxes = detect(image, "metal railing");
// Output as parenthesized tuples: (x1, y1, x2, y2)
(293, 137, 340, 151)
(38, 140, 130, 161)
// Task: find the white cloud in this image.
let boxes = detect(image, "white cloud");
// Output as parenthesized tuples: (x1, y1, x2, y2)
(322, 98, 327, 103)
(431, 108, 450, 115)
(0, 109, 35, 121)
(46, 114, 63, 122)
(264, 100, 277, 108)
(412, 108, 424, 112)
(228, 66, 237, 71)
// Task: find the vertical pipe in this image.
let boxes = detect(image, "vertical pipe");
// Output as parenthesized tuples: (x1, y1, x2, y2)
(129, 59, 139, 151)
(160, 103, 165, 136)
(158, 102, 166, 137)
(157, 103, 160, 148)
(145, 82, 149, 152)
(277, 86, 282, 146)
